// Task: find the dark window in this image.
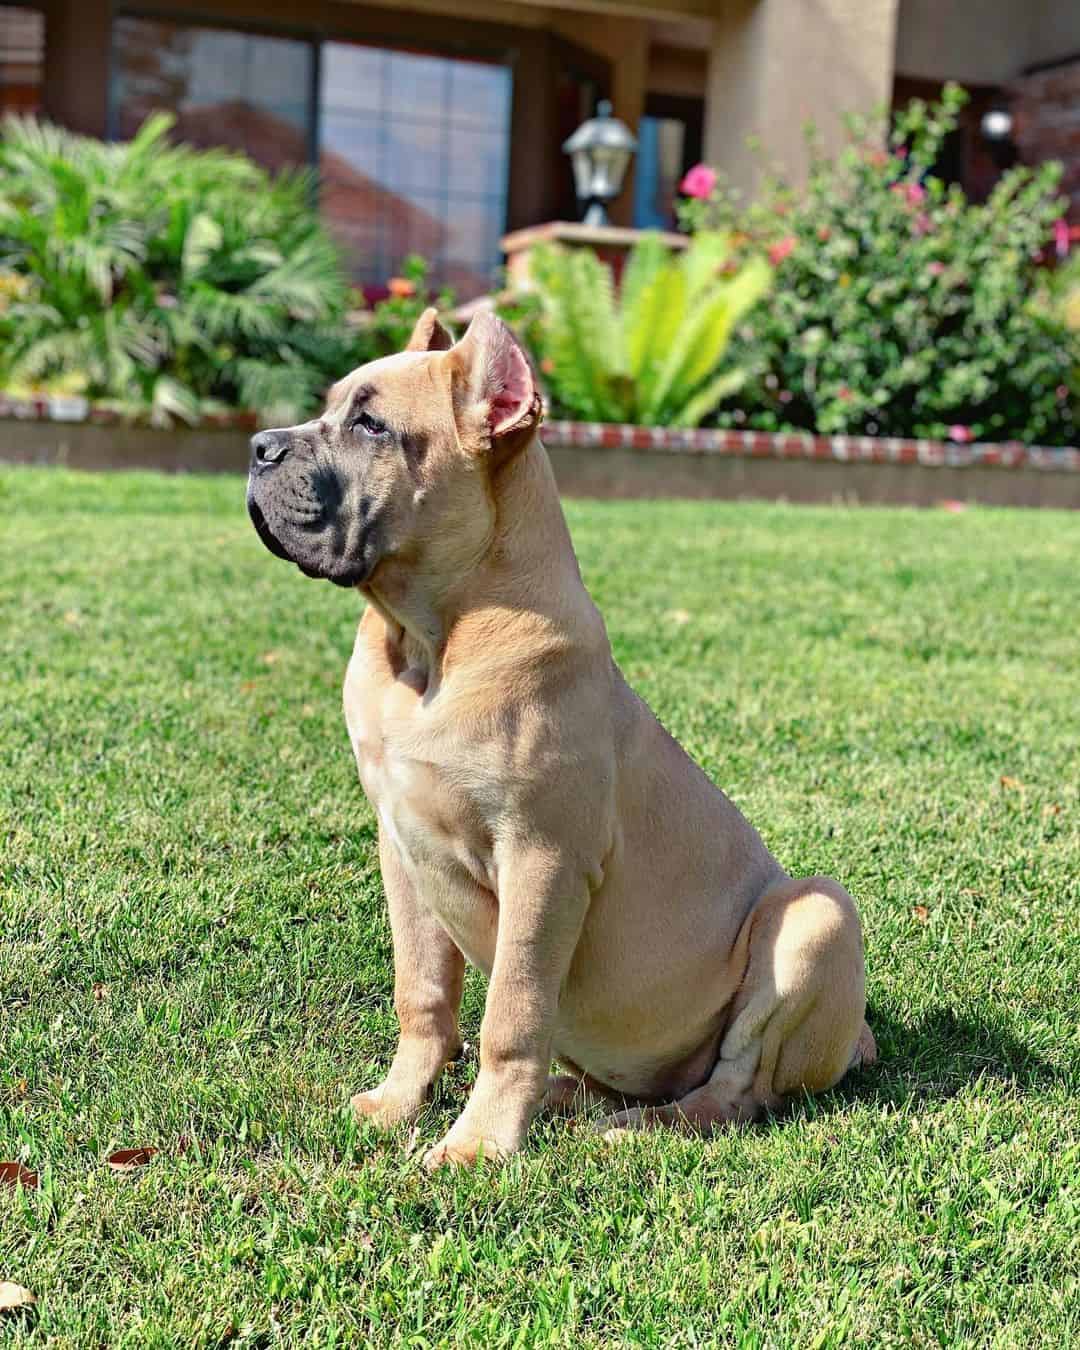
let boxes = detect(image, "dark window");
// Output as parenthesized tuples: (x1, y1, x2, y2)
(0, 5, 44, 116)
(110, 16, 513, 298)
(319, 42, 512, 295)
(110, 17, 314, 167)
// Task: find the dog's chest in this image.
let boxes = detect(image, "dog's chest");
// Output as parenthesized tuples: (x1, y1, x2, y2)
(344, 656, 498, 969)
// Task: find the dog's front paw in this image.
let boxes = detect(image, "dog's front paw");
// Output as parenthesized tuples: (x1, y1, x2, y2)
(422, 1132, 509, 1170)
(350, 1084, 425, 1130)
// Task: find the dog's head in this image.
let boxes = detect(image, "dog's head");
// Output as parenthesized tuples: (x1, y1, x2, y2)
(246, 309, 541, 590)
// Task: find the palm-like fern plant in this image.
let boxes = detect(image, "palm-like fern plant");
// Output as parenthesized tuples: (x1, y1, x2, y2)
(0, 114, 353, 425)
(524, 232, 771, 427)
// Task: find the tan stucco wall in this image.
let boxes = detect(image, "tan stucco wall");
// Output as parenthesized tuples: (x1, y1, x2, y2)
(895, 0, 1030, 84)
(1029, 0, 1080, 70)
(704, 0, 900, 197)
(894, 0, 1080, 86)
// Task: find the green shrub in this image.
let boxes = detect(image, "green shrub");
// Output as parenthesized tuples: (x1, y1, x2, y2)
(514, 233, 771, 426)
(349, 254, 456, 363)
(679, 85, 1080, 445)
(1036, 243, 1080, 340)
(0, 114, 354, 425)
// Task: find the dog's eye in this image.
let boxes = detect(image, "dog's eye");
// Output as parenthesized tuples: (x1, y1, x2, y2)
(354, 410, 387, 437)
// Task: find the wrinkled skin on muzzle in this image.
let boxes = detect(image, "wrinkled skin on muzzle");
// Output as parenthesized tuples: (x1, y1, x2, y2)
(246, 419, 381, 588)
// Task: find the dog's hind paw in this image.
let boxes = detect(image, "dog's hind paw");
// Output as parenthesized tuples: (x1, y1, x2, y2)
(850, 1020, 878, 1071)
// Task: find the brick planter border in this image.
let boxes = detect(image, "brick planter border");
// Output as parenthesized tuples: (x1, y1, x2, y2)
(2, 397, 1077, 474)
(543, 419, 1080, 474)
(0, 394, 257, 432)
(3, 401, 1080, 506)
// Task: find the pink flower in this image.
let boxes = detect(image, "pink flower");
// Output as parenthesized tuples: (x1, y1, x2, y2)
(838, 386, 853, 402)
(947, 424, 973, 443)
(1057, 384, 1069, 401)
(906, 182, 926, 206)
(912, 212, 933, 236)
(1055, 218, 1071, 258)
(680, 164, 717, 199)
(768, 235, 796, 265)
(927, 261, 946, 277)
(895, 144, 909, 159)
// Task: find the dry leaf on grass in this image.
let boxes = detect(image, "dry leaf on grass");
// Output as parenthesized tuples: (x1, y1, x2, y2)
(0, 1282, 35, 1312)
(1000, 775, 1026, 792)
(0, 1162, 39, 1190)
(108, 1147, 158, 1174)
(912, 905, 930, 923)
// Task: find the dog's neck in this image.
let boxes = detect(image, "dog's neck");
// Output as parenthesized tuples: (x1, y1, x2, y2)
(363, 437, 586, 684)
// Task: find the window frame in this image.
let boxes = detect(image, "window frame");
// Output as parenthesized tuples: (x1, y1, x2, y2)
(108, 5, 519, 168)
(108, 5, 522, 290)
(108, 7, 321, 163)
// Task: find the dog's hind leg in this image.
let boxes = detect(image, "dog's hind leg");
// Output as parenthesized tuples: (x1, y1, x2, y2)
(544, 1060, 629, 1117)
(600, 876, 871, 1137)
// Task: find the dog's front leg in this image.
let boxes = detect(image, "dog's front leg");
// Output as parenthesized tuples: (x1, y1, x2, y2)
(423, 848, 589, 1169)
(352, 825, 465, 1129)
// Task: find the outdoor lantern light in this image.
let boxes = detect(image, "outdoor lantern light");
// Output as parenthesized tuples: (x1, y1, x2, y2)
(980, 107, 1014, 142)
(979, 102, 1018, 171)
(563, 99, 637, 227)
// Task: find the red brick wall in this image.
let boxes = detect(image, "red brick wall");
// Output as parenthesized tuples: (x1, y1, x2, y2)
(1012, 59, 1080, 221)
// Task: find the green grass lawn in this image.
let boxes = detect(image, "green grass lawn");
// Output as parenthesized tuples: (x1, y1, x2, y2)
(1, 465, 1078, 1347)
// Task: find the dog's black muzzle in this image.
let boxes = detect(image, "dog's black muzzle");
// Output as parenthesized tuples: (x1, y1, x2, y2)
(246, 430, 371, 588)
(246, 430, 297, 561)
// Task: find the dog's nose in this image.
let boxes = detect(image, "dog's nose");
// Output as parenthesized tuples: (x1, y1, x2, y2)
(251, 430, 290, 467)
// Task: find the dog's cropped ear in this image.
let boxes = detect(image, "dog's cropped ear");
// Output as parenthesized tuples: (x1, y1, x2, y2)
(405, 306, 454, 353)
(450, 310, 542, 463)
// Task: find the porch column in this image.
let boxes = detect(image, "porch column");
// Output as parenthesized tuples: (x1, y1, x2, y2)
(42, 0, 111, 137)
(704, 0, 899, 198)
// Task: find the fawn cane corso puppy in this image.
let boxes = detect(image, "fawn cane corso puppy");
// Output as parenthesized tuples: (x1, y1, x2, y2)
(246, 308, 875, 1167)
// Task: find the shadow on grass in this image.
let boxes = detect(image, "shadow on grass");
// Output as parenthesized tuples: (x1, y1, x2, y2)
(824, 1003, 1062, 1113)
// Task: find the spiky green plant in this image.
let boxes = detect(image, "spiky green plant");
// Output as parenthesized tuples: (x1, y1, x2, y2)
(523, 233, 771, 426)
(0, 114, 354, 425)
